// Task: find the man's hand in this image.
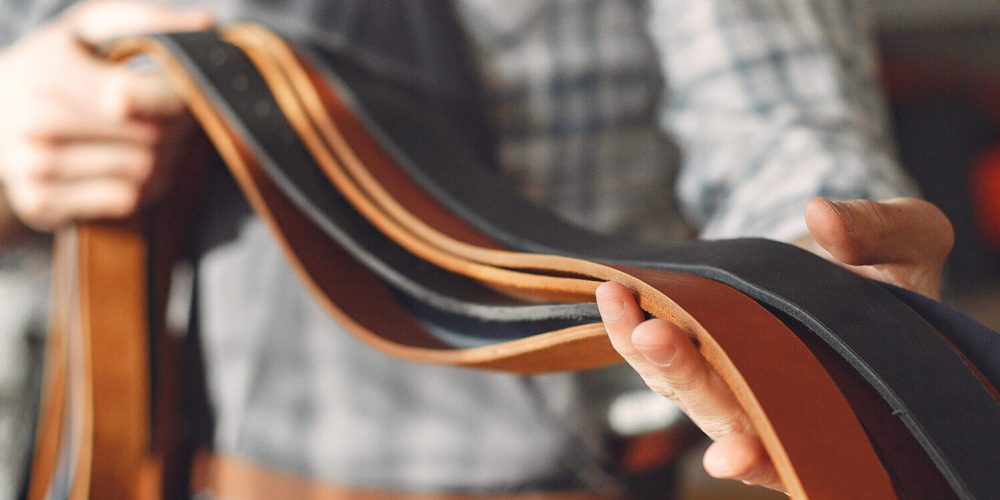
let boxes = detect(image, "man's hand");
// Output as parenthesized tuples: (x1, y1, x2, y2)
(0, 1, 212, 230)
(596, 197, 954, 491)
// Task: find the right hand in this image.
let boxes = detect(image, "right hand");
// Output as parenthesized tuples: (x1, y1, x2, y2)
(597, 197, 954, 492)
(0, 0, 212, 230)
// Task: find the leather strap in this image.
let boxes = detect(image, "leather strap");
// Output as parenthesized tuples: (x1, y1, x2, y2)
(29, 222, 153, 500)
(33, 25, 1000, 500)
(29, 110, 208, 500)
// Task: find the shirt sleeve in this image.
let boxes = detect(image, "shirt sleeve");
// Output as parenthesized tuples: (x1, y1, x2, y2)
(647, 0, 919, 241)
(0, 0, 74, 47)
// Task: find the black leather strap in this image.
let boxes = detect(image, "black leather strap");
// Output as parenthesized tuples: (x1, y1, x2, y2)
(154, 30, 999, 499)
(886, 285, 1000, 389)
(159, 32, 600, 341)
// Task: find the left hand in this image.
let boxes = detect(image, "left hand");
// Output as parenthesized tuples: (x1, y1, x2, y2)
(0, 1, 213, 231)
(596, 196, 953, 491)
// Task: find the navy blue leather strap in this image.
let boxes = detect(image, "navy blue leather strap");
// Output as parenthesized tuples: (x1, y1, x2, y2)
(886, 284, 1000, 389)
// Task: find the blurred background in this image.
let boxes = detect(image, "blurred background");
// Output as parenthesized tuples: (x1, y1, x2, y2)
(877, 0, 1000, 325)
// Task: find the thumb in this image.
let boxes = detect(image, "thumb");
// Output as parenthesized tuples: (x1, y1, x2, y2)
(103, 68, 190, 119)
(805, 197, 953, 267)
(65, 1, 213, 46)
(805, 197, 954, 298)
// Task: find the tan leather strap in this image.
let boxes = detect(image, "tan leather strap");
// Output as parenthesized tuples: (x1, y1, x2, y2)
(29, 222, 153, 500)
(27, 230, 72, 500)
(29, 123, 208, 500)
(191, 452, 612, 500)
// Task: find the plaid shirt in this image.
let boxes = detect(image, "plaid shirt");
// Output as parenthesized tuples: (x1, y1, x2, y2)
(0, 238, 49, 500)
(1, 0, 917, 495)
(458, 0, 915, 242)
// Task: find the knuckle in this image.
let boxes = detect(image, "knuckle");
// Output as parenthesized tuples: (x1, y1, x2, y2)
(646, 380, 678, 401)
(129, 149, 157, 181)
(12, 144, 58, 181)
(830, 231, 865, 264)
(663, 362, 706, 394)
(110, 188, 140, 217)
(107, 93, 132, 123)
(860, 199, 891, 241)
(19, 104, 63, 142)
(921, 200, 956, 253)
(102, 73, 135, 121)
(701, 410, 751, 439)
(144, 124, 165, 145)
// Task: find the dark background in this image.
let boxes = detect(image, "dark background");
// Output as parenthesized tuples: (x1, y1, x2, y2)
(878, 0, 1000, 326)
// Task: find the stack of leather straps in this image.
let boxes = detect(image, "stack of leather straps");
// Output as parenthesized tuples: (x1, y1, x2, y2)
(30, 25, 1000, 499)
(28, 136, 207, 498)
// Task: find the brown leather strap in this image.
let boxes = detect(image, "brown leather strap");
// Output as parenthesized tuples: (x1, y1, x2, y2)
(29, 118, 209, 500)
(29, 222, 153, 500)
(79, 221, 152, 500)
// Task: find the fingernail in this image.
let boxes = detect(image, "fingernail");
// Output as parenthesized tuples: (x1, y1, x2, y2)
(595, 292, 624, 321)
(637, 342, 676, 367)
(827, 199, 856, 233)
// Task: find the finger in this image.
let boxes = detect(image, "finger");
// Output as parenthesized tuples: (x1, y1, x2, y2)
(55, 178, 140, 220)
(805, 197, 953, 268)
(39, 66, 184, 135)
(15, 84, 161, 143)
(630, 319, 750, 438)
(597, 283, 752, 438)
(23, 141, 156, 184)
(597, 281, 688, 407)
(9, 177, 138, 229)
(703, 434, 784, 491)
(89, 68, 188, 122)
(67, 1, 213, 46)
(596, 281, 650, 359)
(122, 70, 188, 119)
(805, 197, 953, 298)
